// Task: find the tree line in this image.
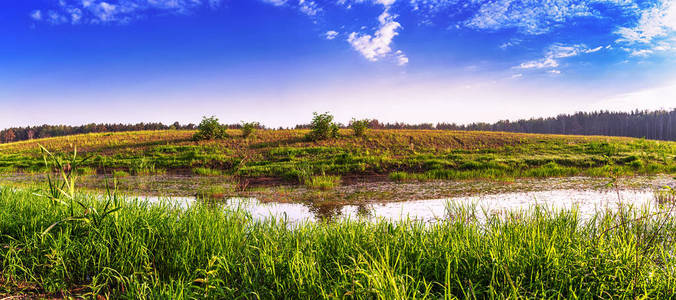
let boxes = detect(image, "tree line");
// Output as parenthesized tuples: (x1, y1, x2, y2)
(0, 122, 254, 144)
(299, 109, 675, 141)
(1, 109, 674, 143)
(437, 109, 676, 141)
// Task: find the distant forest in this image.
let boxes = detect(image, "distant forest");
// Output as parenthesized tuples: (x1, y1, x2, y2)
(1, 109, 675, 143)
(441, 109, 676, 141)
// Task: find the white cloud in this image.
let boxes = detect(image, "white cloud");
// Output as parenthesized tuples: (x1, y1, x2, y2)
(325, 30, 339, 40)
(69, 8, 83, 24)
(408, 0, 465, 25)
(461, 0, 643, 35)
(629, 49, 654, 56)
(517, 43, 604, 70)
(336, 0, 409, 65)
(347, 10, 403, 62)
(299, 0, 321, 16)
(337, 0, 398, 7)
(518, 57, 559, 69)
(499, 38, 522, 49)
(48, 10, 69, 24)
(262, 0, 288, 5)
(376, 0, 396, 5)
(31, 10, 42, 21)
(395, 50, 408, 65)
(464, 0, 598, 35)
(94, 2, 118, 22)
(614, 0, 676, 57)
(615, 0, 676, 44)
(30, 0, 214, 25)
(585, 45, 603, 53)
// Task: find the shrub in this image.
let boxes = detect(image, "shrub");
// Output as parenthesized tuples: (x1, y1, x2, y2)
(306, 112, 339, 141)
(350, 118, 370, 137)
(241, 121, 260, 138)
(193, 116, 229, 141)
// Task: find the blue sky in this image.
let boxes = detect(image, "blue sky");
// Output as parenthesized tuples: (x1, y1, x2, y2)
(1, 0, 675, 128)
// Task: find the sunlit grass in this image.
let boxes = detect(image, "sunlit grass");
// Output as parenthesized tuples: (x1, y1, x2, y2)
(0, 130, 674, 184)
(303, 175, 341, 190)
(192, 167, 223, 176)
(2, 186, 676, 298)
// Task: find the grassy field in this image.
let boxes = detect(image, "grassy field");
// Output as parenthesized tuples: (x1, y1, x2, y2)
(0, 129, 675, 185)
(2, 186, 676, 298)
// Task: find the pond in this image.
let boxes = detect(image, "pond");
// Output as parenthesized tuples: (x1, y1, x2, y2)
(2, 173, 674, 224)
(142, 189, 662, 224)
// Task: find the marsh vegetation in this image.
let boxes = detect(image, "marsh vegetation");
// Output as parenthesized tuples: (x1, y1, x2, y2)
(3, 185, 676, 298)
(1, 120, 675, 298)
(0, 127, 674, 186)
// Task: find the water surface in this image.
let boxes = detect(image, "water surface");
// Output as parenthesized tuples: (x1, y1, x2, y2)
(143, 189, 659, 224)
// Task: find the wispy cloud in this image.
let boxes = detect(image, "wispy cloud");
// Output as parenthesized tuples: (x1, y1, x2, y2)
(615, 0, 676, 44)
(325, 30, 339, 40)
(614, 0, 676, 56)
(27, 0, 674, 67)
(516, 43, 605, 71)
(298, 0, 322, 16)
(30, 10, 42, 21)
(262, 0, 288, 6)
(395, 50, 409, 65)
(518, 57, 559, 69)
(464, 0, 598, 35)
(30, 0, 217, 25)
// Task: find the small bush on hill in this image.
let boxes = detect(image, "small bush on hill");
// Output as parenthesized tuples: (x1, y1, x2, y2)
(306, 112, 339, 141)
(350, 118, 370, 137)
(193, 116, 229, 141)
(241, 121, 259, 138)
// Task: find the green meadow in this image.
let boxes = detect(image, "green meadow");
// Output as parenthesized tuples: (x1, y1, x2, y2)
(0, 129, 674, 187)
(1, 129, 676, 298)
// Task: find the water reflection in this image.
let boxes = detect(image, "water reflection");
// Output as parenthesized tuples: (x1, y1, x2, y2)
(141, 189, 658, 224)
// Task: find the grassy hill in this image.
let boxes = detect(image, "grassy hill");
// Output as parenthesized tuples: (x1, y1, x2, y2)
(1, 129, 675, 183)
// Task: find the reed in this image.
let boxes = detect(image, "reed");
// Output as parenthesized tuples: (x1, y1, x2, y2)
(655, 186, 676, 204)
(2, 186, 676, 298)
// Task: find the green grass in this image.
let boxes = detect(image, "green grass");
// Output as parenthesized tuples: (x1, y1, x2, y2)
(0, 130, 674, 184)
(2, 187, 676, 298)
(195, 185, 233, 200)
(303, 175, 341, 190)
(112, 170, 129, 178)
(192, 167, 223, 176)
(75, 166, 97, 175)
(655, 188, 676, 204)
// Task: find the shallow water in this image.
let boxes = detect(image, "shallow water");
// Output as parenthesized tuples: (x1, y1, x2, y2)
(142, 189, 660, 224)
(3, 173, 673, 224)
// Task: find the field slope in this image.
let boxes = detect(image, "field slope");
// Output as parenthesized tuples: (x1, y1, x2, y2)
(0, 129, 674, 182)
